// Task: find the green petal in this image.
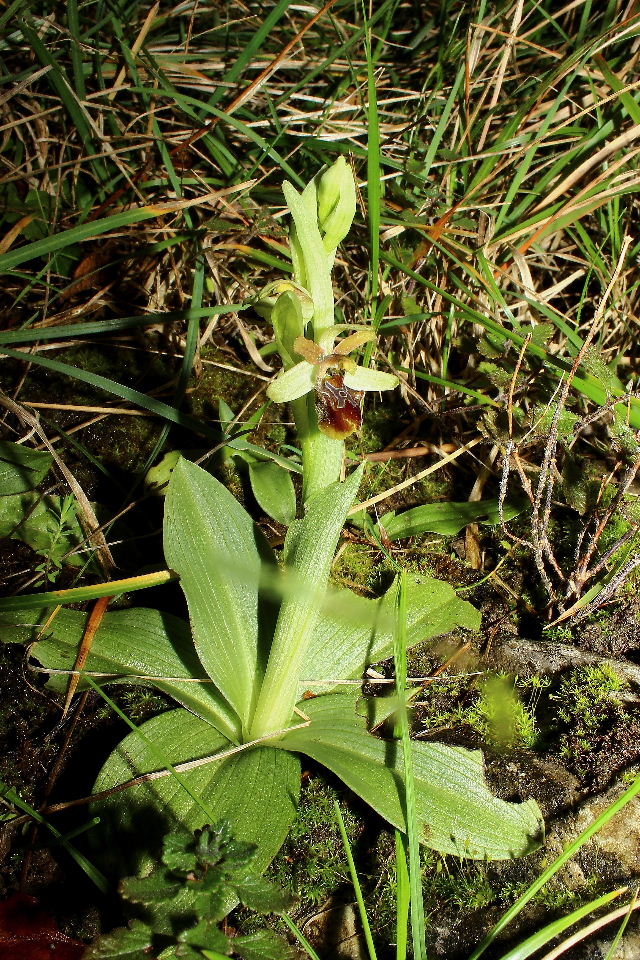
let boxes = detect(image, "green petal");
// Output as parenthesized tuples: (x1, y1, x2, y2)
(343, 367, 399, 392)
(266, 361, 316, 403)
(317, 323, 367, 355)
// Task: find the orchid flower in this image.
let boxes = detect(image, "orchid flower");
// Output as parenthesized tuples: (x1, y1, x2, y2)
(266, 325, 398, 403)
(267, 323, 398, 439)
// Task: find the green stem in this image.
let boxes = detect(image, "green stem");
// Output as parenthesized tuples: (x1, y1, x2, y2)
(293, 393, 344, 503)
(248, 465, 363, 739)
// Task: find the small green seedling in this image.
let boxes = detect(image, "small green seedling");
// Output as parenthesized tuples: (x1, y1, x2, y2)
(85, 822, 296, 960)
(0, 440, 87, 582)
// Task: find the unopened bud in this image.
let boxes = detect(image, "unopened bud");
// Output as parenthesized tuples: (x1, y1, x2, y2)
(253, 280, 313, 323)
(316, 157, 356, 252)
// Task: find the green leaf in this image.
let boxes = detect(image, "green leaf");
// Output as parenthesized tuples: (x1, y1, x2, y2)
(248, 461, 297, 526)
(282, 179, 333, 331)
(82, 919, 153, 959)
(232, 874, 293, 915)
(92, 709, 300, 881)
(583, 346, 624, 395)
(179, 920, 231, 954)
(0, 441, 51, 494)
(249, 466, 364, 738)
(379, 499, 524, 540)
(121, 873, 182, 904)
(304, 573, 480, 691)
(165, 458, 276, 734)
(231, 930, 298, 960)
(31, 607, 241, 742)
(278, 693, 543, 860)
(0, 493, 86, 571)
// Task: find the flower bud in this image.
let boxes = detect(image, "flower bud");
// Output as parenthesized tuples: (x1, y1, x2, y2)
(253, 280, 313, 323)
(316, 157, 356, 252)
(272, 290, 306, 367)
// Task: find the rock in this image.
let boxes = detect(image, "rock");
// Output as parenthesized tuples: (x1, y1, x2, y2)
(301, 901, 367, 960)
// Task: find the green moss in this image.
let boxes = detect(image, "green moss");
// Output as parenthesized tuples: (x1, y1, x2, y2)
(263, 420, 287, 448)
(417, 673, 548, 751)
(418, 675, 471, 732)
(267, 776, 359, 909)
(421, 851, 496, 912)
(81, 415, 159, 473)
(353, 402, 405, 456)
(332, 541, 379, 591)
(534, 873, 599, 913)
(546, 623, 574, 643)
(235, 775, 363, 940)
(551, 664, 626, 765)
(95, 685, 173, 725)
(467, 675, 547, 750)
(189, 355, 255, 425)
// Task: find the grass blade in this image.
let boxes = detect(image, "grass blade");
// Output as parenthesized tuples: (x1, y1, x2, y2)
(363, 4, 381, 314)
(0, 345, 220, 439)
(0, 191, 249, 274)
(394, 571, 427, 960)
(395, 831, 410, 960)
(468, 772, 640, 959)
(496, 890, 624, 960)
(0, 781, 108, 893)
(0, 570, 178, 612)
(334, 800, 378, 960)
(0, 306, 246, 345)
(281, 913, 322, 960)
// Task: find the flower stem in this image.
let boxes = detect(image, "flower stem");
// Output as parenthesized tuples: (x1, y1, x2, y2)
(292, 394, 343, 503)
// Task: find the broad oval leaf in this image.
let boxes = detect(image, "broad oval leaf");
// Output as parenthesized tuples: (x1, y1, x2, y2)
(303, 573, 480, 692)
(248, 460, 297, 526)
(92, 708, 301, 880)
(165, 458, 275, 735)
(0, 441, 52, 494)
(277, 693, 543, 860)
(31, 607, 241, 742)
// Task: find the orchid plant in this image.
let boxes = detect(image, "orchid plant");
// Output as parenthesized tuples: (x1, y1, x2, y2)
(30, 457, 542, 882)
(21, 162, 542, 888)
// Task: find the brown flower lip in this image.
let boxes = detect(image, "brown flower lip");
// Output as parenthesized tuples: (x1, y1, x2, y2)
(315, 374, 364, 439)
